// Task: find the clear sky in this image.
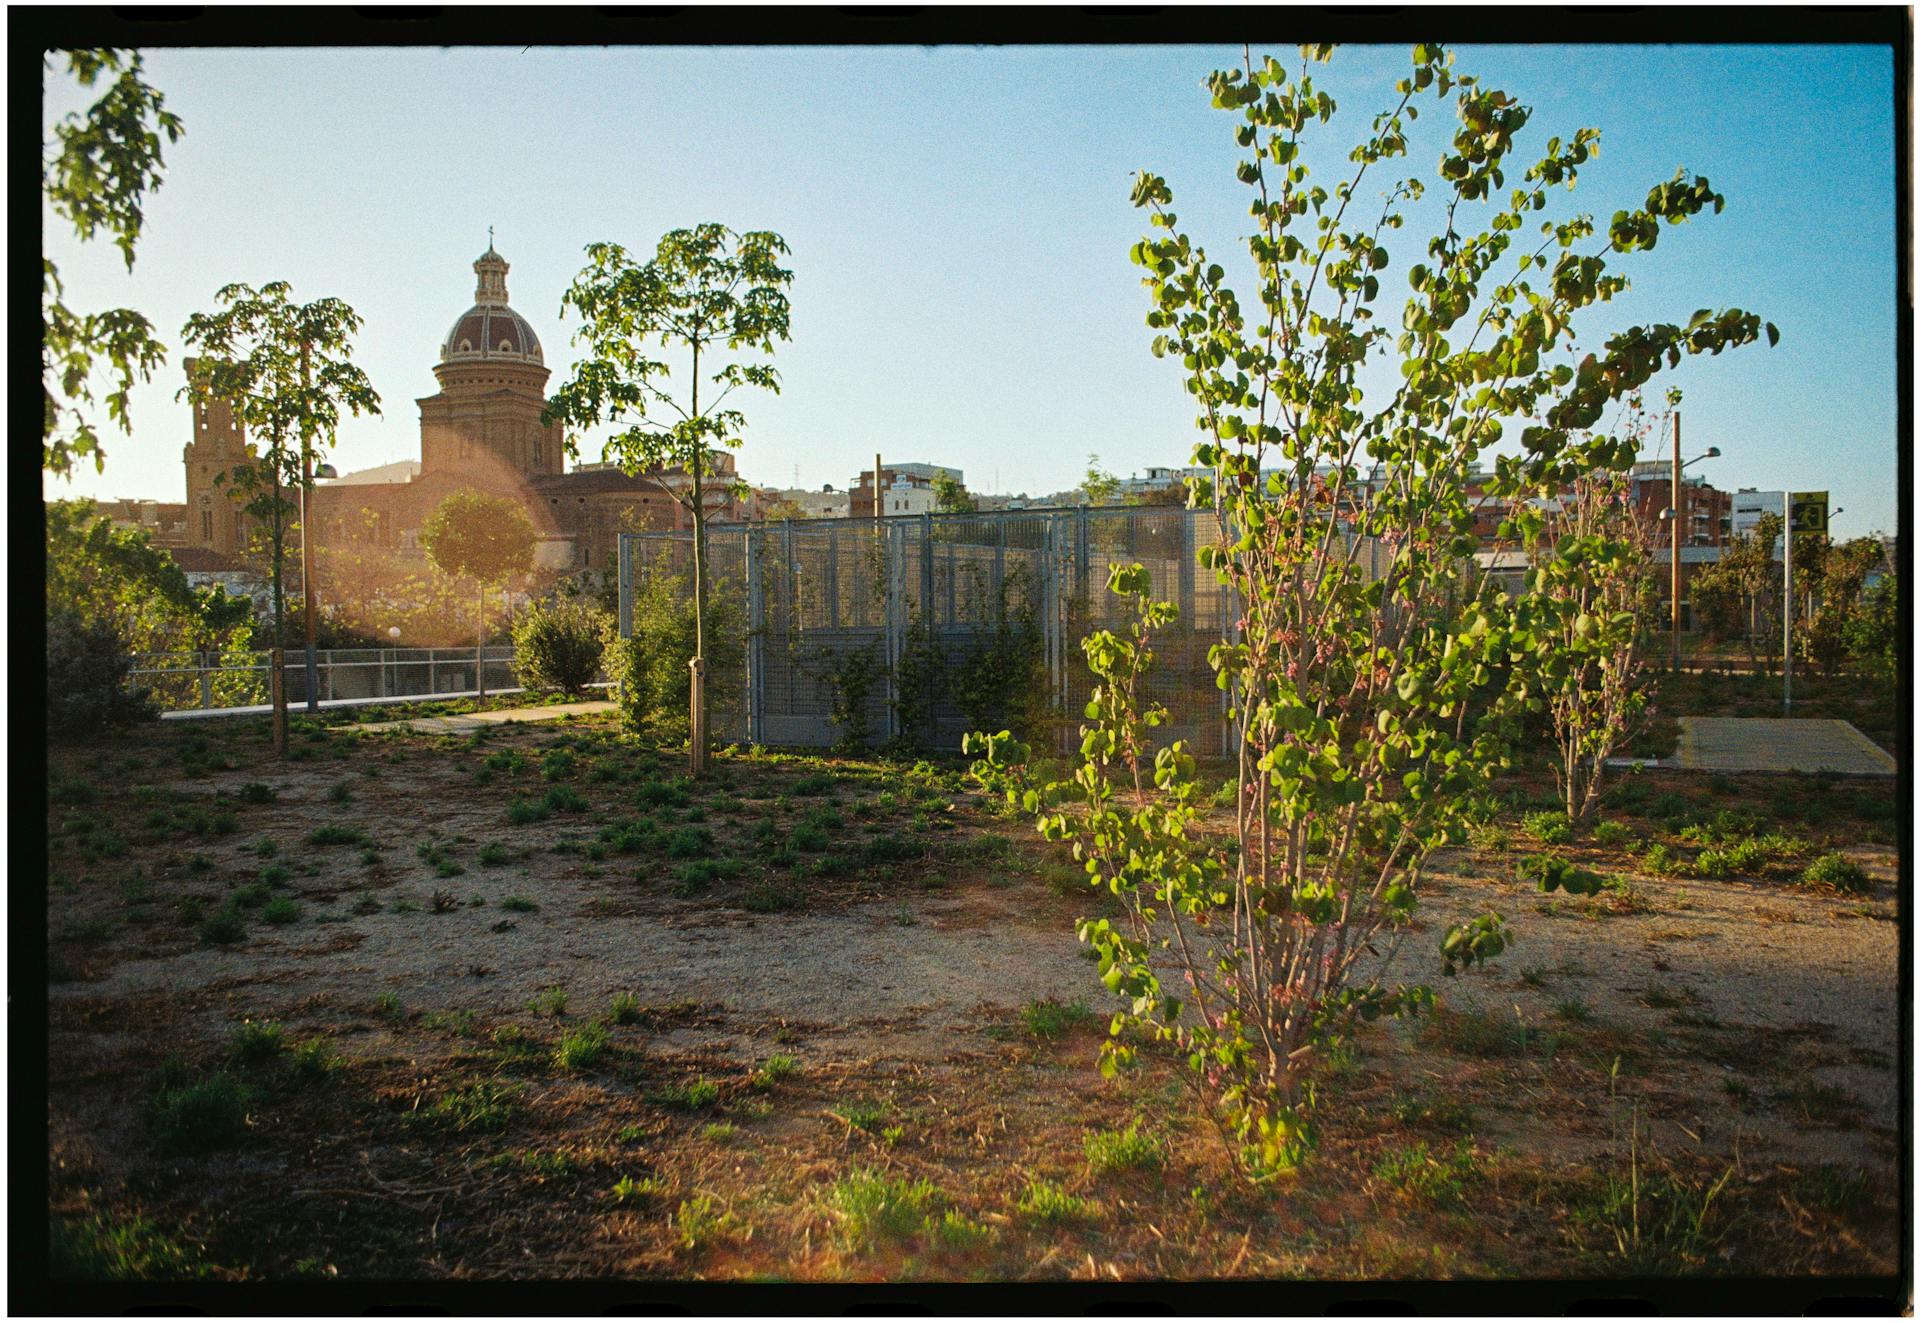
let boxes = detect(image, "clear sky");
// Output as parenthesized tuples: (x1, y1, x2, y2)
(43, 42, 1900, 536)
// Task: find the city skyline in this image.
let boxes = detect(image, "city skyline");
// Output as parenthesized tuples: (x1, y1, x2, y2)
(42, 42, 1900, 535)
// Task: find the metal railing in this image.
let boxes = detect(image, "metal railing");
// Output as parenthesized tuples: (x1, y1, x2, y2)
(130, 646, 520, 712)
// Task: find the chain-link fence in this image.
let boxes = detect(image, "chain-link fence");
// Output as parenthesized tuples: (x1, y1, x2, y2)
(619, 508, 1390, 756)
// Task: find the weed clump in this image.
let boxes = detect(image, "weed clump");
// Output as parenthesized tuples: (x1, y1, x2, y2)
(149, 1072, 251, 1152)
(1084, 1122, 1164, 1177)
(229, 1018, 285, 1061)
(1800, 853, 1871, 893)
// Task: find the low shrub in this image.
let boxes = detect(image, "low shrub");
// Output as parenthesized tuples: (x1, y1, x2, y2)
(512, 599, 611, 697)
(827, 1169, 940, 1250)
(262, 897, 300, 925)
(1591, 820, 1634, 848)
(1801, 852, 1871, 893)
(1019, 998, 1093, 1040)
(199, 906, 246, 946)
(553, 1020, 611, 1070)
(652, 1078, 720, 1111)
(149, 1072, 251, 1152)
(1015, 1178, 1091, 1225)
(46, 612, 156, 735)
(1522, 809, 1572, 845)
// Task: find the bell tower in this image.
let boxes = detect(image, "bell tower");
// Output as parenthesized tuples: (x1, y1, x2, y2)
(181, 356, 255, 555)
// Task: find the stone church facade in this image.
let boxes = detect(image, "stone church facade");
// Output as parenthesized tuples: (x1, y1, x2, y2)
(179, 243, 748, 578)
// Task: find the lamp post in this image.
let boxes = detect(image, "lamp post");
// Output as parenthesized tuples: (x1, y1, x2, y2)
(1660, 414, 1720, 671)
(298, 436, 339, 712)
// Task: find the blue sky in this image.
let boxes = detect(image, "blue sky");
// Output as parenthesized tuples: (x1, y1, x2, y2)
(43, 42, 1899, 536)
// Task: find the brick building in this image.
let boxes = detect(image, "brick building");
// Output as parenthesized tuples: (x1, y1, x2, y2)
(178, 243, 750, 581)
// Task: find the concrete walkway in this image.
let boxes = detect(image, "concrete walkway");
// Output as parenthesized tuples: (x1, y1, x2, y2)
(348, 699, 616, 736)
(1675, 717, 1896, 777)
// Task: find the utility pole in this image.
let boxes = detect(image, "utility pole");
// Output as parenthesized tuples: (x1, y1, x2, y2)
(1670, 411, 1683, 671)
(299, 335, 320, 713)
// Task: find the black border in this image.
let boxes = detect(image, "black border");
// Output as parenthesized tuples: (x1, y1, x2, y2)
(13, 5, 1912, 1316)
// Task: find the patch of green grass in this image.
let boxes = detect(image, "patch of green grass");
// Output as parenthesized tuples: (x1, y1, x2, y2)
(307, 825, 364, 847)
(1016, 1178, 1092, 1225)
(790, 823, 831, 853)
(553, 1020, 611, 1070)
(791, 773, 837, 797)
(422, 1009, 478, 1037)
(1522, 809, 1572, 845)
(540, 749, 577, 781)
(1386, 1091, 1477, 1134)
(749, 1054, 799, 1091)
(611, 1174, 665, 1206)
(609, 992, 643, 1025)
(49, 1212, 208, 1280)
(419, 1080, 518, 1133)
(672, 857, 746, 895)
(289, 1037, 342, 1081)
(229, 1018, 285, 1061)
(236, 782, 278, 805)
(1084, 1123, 1164, 1177)
(374, 990, 404, 1021)
(652, 1078, 721, 1111)
(478, 842, 510, 867)
(1372, 1139, 1480, 1206)
(826, 1168, 940, 1250)
(1551, 996, 1594, 1023)
(199, 905, 245, 946)
(1794, 1165, 1873, 1215)
(1418, 1007, 1560, 1060)
(1591, 820, 1634, 848)
(674, 1194, 735, 1250)
(663, 826, 715, 859)
(500, 895, 537, 912)
(1800, 853, 1871, 893)
(924, 1207, 994, 1255)
(262, 896, 300, 925)
(1019, 998, 1093, 1040)
(527, 985, 570, 1017)
(231, 883, 272, 909)
(260, 863, 291, 887)
(149, 1072, 251, 1152)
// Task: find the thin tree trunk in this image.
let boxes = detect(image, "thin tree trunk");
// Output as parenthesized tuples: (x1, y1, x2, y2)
(477, 581, 488, 701)
(270, 426, 288, 756)
(688, 340, 709, 777)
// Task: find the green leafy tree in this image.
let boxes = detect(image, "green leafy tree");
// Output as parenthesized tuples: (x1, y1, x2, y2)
(1845, 568, 1897, 681)
(546, 225, 793, 776)
(1517, 450, 1660, 827)
(608, 548, 747, 743)
(420, 490, 537, 700)
(931, 472, 977, 514)
(1691, 513, 1782, 672)
(972, 43, 1770, 1178)
(42, 49, 183, 478)
(44, 498, 258, 713)
(1081, 454, 1122, 507)
(180, 283, 380, 753)
(1801, 537, 1885, 679)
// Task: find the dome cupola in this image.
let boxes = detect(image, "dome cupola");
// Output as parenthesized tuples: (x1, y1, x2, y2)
(440, 240, 543, 365)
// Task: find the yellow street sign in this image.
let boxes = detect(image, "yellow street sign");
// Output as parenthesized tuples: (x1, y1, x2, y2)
(1789, 491, 1829, 535)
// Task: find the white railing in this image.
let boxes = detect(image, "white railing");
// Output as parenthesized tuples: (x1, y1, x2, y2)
(130, 646, 521, 712)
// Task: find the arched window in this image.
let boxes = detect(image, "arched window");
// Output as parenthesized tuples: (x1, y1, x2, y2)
(459, 339, 472, 352)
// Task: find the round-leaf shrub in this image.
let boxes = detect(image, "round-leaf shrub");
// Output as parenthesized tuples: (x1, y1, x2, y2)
(512, 599, 611, 697)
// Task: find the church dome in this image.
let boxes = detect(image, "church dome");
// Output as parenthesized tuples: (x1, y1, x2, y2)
(439, 242, 544, 366)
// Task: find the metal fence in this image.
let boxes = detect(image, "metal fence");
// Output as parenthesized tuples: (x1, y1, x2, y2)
(619, 508, 1390, 756)
(130, 646, 520, 713)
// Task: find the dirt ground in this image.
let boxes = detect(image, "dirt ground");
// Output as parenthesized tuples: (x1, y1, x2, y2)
(41, 710, 1904, 1284)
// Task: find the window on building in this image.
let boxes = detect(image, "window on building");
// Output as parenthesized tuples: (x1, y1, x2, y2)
(201, 510, 213, 540)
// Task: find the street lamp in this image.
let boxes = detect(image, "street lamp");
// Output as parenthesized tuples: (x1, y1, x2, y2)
(1660, 413, 1721, 670)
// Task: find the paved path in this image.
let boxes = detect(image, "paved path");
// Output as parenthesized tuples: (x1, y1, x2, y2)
(1676, 717, 1896, 776)
(348, 700, 616, 736)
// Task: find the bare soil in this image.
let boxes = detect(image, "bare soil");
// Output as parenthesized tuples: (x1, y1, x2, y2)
(42, 714, 1902, 1283)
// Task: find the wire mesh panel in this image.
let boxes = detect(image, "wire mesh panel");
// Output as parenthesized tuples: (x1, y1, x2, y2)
(618, 509, 1382, 758)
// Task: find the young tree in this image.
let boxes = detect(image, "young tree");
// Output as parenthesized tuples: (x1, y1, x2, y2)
(1517, 444, 1660, 828)
(43, 49, 183, 478)
(545, 225, 793, 775)
(1081, 453, 1122, 506)
(420, 489, 537, 701)
(931, 471, 978, 514)
(1845, 568, 1897, 682)
(44, 498, 257, 710)
(1801, 537, 1885, 679)
(1691, 513, 1783, 672)
(971, 43, 1770, 1177)
(180, 283, 380, 754)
